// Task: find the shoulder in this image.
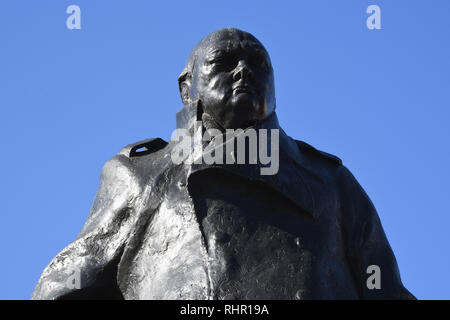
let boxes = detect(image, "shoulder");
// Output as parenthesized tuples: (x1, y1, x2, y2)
(293, 140, 361, 193)
(78, 138, 167, 239)
(294, 139, 343, 166)
(100, 137, 168, 187)
(118, 138, 168, 158)
(102, 137, 169, 177)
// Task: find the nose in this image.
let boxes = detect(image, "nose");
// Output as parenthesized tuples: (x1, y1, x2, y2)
(233, 60, 254, 81)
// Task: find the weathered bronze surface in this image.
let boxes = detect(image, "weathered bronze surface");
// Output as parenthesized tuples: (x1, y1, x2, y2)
(32, 28, 415, 300)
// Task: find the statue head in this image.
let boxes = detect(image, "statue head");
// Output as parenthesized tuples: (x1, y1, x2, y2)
(178, 28, 276, 130)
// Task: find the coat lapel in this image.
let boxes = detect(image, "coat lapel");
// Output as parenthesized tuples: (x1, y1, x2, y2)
(186, 113, 325, 220)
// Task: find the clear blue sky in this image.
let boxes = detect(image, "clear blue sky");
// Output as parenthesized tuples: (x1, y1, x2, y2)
(1, 0, 449, 300)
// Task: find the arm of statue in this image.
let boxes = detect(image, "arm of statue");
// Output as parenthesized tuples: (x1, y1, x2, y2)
(31, 154, 141, 300)
(338, 166, 416, 300)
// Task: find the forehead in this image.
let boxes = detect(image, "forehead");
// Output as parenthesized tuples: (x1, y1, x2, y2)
(199, 31, 268, 58)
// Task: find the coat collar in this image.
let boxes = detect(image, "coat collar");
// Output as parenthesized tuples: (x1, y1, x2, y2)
(186, 112, 324, 219)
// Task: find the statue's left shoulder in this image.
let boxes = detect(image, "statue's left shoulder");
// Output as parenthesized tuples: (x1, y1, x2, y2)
(295, 140, 342, 166)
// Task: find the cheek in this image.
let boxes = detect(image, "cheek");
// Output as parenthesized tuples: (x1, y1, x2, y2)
(204, 75, 232, 100)
(207, 76, 225, 91)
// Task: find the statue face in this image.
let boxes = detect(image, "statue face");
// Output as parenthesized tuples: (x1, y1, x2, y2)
(190, 29, 276, 129)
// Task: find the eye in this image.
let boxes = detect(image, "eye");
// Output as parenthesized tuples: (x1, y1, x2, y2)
(210, 54, 237, 72)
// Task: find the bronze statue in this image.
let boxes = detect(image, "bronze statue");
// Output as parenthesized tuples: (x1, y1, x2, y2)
(32, 28, 415, 300)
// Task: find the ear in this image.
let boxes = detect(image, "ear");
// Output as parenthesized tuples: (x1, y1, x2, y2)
(178, 70, 192, 105)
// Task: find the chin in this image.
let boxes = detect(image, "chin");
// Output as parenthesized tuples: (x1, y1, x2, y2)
(230, 93, 261, 112)
(224, 109, 264, 129)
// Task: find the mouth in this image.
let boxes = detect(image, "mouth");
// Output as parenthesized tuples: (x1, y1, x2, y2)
(232, 82, 254, 94)
(232, 83, 254, 95)
(233, 88, 251, 95)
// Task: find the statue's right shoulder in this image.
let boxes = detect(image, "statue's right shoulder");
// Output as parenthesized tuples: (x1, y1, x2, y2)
(96, 137, 169, 192)
(118, 137, 168, 158)
(78, 138, 169, 239)
(98, 137, 169, 189)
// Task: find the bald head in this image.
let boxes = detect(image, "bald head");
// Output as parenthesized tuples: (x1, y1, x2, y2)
(178, 28, 276, 129)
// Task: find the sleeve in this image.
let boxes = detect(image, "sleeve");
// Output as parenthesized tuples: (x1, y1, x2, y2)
(31, 154, 141, 300)
(338, 166, 416, 300)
